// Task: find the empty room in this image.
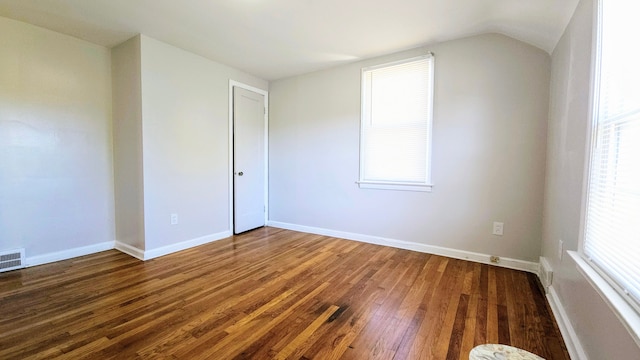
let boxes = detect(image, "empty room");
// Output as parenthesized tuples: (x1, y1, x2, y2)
(1, 0, 639, 359)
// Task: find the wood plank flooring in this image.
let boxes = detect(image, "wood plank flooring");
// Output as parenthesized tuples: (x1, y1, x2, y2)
(0, 227, 569, 359)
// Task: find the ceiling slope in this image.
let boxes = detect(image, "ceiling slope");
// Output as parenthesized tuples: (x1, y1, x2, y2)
(0, 0, 579, 80)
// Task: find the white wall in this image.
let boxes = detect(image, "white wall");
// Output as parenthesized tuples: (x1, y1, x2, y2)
(112, 36, 145, 250)
(0, 19, 268, 261)
(269, 33, 550, 263)
(136, 36, 267, 252)
(541, 0, 640, 357)
(0, 17, 114, 261)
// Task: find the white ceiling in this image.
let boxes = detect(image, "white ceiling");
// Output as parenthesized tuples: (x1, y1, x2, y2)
(0, 0, 578, 81)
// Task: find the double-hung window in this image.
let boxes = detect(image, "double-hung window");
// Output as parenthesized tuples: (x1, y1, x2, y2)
(578, 0, 640, 334)
(358, 54, 435, 192)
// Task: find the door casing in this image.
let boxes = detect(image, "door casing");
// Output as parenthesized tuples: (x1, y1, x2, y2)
(228, 80, 269, 233)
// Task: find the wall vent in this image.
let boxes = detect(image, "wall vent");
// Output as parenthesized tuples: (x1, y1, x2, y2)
(539, 257, 553, 290)
(0, 248, 26, 273)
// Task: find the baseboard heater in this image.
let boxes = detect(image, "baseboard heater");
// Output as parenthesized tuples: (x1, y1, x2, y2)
(0, 248, 26, 273)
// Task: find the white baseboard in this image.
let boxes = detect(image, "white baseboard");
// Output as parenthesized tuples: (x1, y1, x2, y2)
(26, 241, 115, 267)
(114, 241, 145, 260)
(140, 230, 233, 260)
(267, 221, 539, 274)
(23, 231, 233, 267)
(547, 285, 588, 360)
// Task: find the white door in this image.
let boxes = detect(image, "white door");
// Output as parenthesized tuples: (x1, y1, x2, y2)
(233, 86, 266, 234)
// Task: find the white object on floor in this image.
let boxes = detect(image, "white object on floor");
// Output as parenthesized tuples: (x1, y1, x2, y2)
(469, 344, 545, 360)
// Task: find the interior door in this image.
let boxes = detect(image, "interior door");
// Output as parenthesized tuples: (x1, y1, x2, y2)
(233, 86, 266, 234)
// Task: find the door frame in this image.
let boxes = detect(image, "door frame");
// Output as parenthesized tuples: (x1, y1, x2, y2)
(228, 80, 269, 233)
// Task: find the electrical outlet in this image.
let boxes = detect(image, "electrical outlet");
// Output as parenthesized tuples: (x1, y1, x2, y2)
(492, 222, 504, 236)
(171, 213, 178, 225)
(490, 256, 500, 264)
(558, 239, 564, 260)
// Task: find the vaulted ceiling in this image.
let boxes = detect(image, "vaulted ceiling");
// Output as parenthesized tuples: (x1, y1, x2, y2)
(0, 0, 579, 80)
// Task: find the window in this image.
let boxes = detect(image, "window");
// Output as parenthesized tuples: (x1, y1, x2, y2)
(582, 0, 640, 317)
(358, 54, 434, 192)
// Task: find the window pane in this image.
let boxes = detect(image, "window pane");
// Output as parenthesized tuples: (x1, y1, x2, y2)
(360, 55, 434, 187)
(584, 0, 640, 310)
(364, 126, 427, 182)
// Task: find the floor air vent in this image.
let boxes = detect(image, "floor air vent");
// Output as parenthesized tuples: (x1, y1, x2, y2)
(0, 248, 26, 273)
(539, 257, 553, 290)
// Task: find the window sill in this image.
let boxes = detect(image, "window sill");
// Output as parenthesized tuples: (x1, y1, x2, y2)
(568, 251, 640, 348)
(357, 181, 433, 192)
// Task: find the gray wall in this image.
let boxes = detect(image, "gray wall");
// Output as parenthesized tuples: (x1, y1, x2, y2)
(111, 35, 268, 254)
(269, 33, 550, 262)
(112, 36, 145, 250)
(0, 17, 114, 260)
(139, 35, 267, 250)
(2, 17, 269, 261)
(542, 0, 640, 357)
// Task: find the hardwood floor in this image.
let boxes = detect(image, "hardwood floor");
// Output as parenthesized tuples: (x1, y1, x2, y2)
(0, 227, 569, 359)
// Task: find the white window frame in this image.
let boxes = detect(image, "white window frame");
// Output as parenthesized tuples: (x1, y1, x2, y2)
(571, 0, 640, 347)
(358, 54, 435, 192)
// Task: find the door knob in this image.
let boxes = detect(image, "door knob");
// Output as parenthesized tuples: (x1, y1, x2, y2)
(238, 171, 244, 176)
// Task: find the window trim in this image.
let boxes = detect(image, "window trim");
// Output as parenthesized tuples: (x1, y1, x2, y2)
(356, 180, 433, 192)
(358, 54, 435, 192)
(569, 251, 640, 347)
(574, 0, 640, 347)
